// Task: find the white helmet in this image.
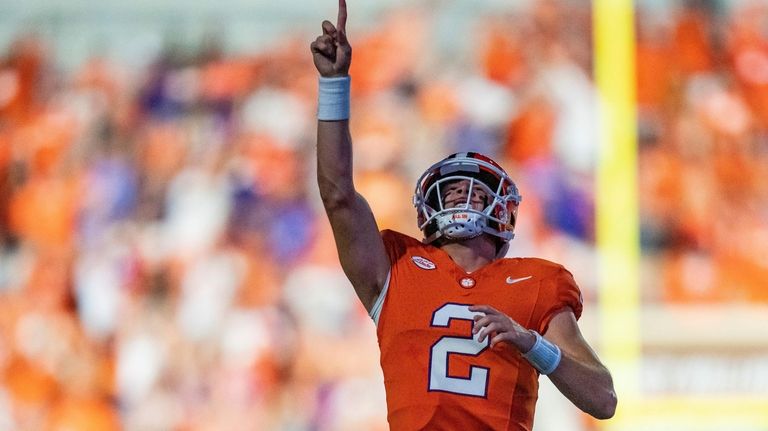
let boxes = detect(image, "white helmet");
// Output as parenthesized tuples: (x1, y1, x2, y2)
(413, 152, 522, 245)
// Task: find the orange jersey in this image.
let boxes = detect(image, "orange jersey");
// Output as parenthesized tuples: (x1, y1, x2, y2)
(370, 230, 583, 431)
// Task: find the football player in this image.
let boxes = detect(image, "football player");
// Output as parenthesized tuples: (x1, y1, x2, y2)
(311, 1, 617, 429)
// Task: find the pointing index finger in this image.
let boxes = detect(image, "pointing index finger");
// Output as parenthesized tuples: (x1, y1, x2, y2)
(337, 0, 347, 34)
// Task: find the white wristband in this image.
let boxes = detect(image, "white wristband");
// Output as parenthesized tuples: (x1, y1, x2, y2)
(522, 331, 562, 375)
(318, 76, 350, 121)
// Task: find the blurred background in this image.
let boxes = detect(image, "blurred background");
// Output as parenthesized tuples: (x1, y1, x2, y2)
(0, 0, 766, 429)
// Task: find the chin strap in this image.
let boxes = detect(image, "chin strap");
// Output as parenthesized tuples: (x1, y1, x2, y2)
(495, 241, 510, 259)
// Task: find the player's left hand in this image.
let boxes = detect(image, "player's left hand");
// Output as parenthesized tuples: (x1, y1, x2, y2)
(310, 0, 351, 77)
(469, 305, 537, 352)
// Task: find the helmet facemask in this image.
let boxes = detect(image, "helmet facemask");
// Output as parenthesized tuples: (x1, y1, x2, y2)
(413, 154, 522, 246)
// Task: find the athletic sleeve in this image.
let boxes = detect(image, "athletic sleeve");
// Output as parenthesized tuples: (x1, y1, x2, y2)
(535, 267, 583, 334)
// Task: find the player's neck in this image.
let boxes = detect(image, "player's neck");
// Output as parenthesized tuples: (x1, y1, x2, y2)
(439, 235, 497, 273)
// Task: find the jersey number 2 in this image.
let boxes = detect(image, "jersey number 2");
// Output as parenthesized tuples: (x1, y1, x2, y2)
(429, 303, 490, 397)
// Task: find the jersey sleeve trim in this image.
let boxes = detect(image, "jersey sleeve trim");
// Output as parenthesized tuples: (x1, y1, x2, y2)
(532, 265, 583, 334)
(369, 269, 391, 326)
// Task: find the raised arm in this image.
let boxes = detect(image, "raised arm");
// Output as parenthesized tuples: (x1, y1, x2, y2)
(310, 0, 390, 312)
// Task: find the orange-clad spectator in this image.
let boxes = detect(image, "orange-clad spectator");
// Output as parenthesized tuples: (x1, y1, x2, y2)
(11, 106, 79, 176)
(133, 121, 188, 222)
(8, 173, 81, 251)
(0, 35, 48, 124)
(662, 249, 721, 303)
(74, 56, 124, 108)
(200, 58, 255, 102)
(712, 146, 756, 202)
(0, 131, 12, 243)
(636, 16, 675, 109)
(504, 95, 556, 164)
(416, 80, 459, 125)
(727, 2, 768, 127)
(22, 250, 74, 315)
(138, 122, 188, 182)
(479, 20, 527, 87)
(531, 0, 563, 41)
(672, 4, 716, 76)
(45, 337, 120, 431)
(638, 143, 685, 229)
(256, 38, 316, 94)
(720, 258, 768, 302)
(46, 395, 120, 431)
(664, 243, 768, 304)
(6, 107, 82, 251)
(3, 354, 59, 410)
(0, 131, 10, 169)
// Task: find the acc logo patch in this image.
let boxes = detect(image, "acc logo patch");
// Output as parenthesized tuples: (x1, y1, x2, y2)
(411, 256, 436, 270)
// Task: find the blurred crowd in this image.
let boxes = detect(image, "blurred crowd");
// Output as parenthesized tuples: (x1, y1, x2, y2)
(636, 0, 768, 302)
(0, 0, 765, 430)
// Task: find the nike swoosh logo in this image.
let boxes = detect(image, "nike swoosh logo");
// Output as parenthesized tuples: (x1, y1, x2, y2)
(506, 275, 533, 285)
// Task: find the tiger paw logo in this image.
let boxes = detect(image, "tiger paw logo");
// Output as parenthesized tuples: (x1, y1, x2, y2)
(411, 256, 436, 270)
